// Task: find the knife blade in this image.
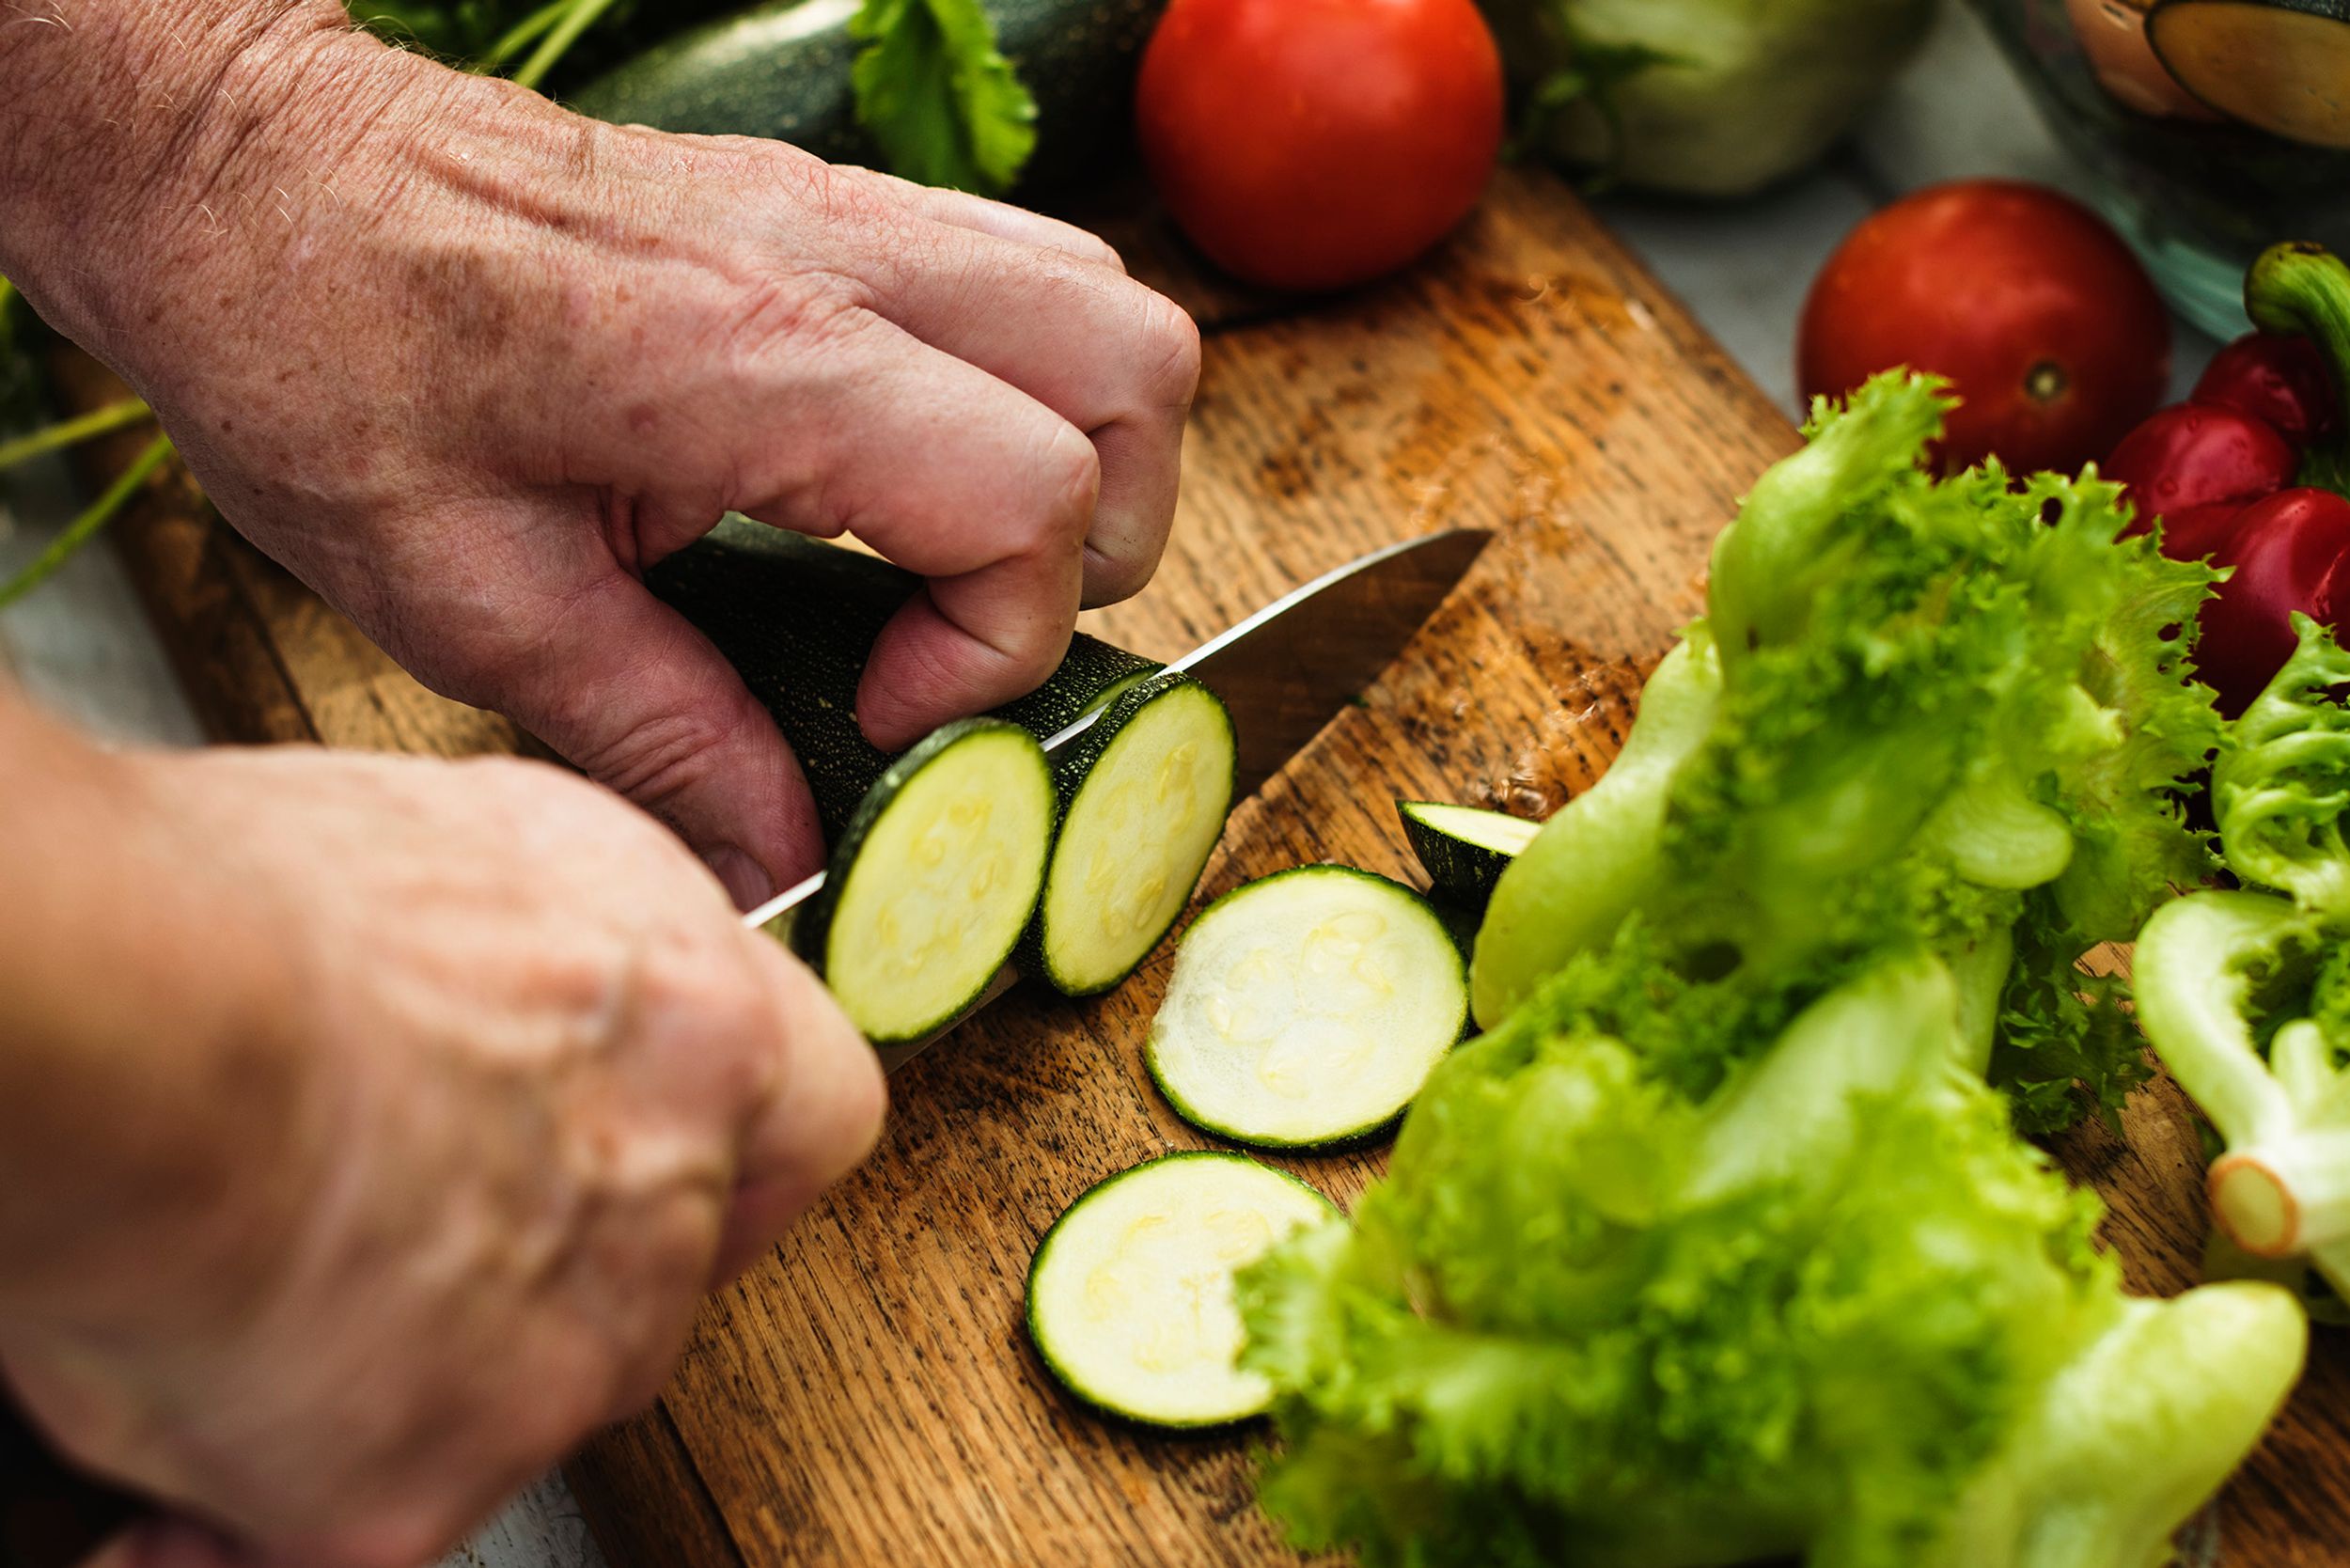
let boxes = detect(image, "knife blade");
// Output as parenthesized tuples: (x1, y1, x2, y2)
(0, 529, 1489, 1568)
(739, 526, 1491, 1074)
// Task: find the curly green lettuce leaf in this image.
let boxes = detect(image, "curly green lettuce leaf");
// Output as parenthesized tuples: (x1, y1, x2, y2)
(1705, 370, 1953, 668)
(2214, 613, 2350, 918)
(1244, 956, 2303, 1568)
(2137, 620, 2350, 1288)
(850, 0, 1038, 195)
(2137, 885, 2350, 1294)
(2030, 482, 2222, 933)
(1474, 371, 2218, 1124)
(1986, 917, 2144, 1136)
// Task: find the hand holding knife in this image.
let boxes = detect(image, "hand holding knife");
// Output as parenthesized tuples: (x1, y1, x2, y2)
(0, 528, 1487, 1568)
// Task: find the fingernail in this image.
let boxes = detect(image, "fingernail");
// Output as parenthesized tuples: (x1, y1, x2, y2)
(705, 846, 775, 911)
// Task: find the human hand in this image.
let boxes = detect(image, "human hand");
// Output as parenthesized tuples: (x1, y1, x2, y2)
(0, 733, 883, 1568)
(3, 6, 1199, 907)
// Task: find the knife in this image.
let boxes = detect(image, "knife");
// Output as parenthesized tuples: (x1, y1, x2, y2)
(0, 526, 1490, 1568)
(740, 525, 1492, 1072)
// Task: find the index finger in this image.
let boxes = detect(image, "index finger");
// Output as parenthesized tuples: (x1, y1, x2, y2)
(733, 311, 1100, 749)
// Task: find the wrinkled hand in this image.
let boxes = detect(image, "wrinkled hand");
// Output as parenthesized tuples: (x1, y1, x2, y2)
(0, 737, 882, 1568)
(21, 13, 1198, 905)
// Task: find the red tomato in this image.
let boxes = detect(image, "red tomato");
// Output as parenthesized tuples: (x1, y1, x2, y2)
(1797, 180, 2171, 475)
(1135, 0, 1503, 292)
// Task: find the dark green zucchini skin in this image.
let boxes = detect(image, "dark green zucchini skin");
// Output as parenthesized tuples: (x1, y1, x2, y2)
(1397, 801, 1532, 910)
(645, 518, 1157, 839)
(994, 639, 1159, 739)
(568, 0, 1169, 195)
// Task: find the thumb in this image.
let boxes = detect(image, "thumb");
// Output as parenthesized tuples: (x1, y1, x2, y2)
(472, 565, 825, 907)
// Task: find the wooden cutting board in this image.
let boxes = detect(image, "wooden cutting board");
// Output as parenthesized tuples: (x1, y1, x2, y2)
(57, 165, 2350, 1566)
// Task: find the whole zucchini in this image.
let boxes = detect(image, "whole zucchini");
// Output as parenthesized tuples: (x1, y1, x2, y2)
(568, 0, 1167, 194)
(647, 519, 1155, 836)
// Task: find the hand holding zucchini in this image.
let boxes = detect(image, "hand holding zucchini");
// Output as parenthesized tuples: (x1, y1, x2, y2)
(648, 521, 1236, 1027)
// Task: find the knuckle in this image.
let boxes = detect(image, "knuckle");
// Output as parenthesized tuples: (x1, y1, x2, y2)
(778, 150, 891, 228)
(1008, 618, 1078, 690)
(1031, 424, 1102, 544)
(572, 698, 755, 814)
(640, 939, 782, 1086)
(459, 755, 617, 839)
(1070, 227, 1127, 274)
(1136, 292, 1203, 410)
(725, 272, 868, 363)
(1087, 546, 1156, 605)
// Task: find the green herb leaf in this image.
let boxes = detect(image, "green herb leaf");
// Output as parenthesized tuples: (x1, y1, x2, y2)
(850, 0, 1038, 196)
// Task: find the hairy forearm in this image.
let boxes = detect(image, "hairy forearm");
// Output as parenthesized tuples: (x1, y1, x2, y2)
(0, 686, 309, 1337)
(0, 0, 403, 359)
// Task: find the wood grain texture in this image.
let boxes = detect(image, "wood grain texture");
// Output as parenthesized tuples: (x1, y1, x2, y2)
(68, 165, 2350, 1565)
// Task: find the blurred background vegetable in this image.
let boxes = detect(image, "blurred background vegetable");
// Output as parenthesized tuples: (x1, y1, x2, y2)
(1480, 0, 1936, 197)
(1134, 0, 1503, 291)
(1971, 0, 2350, 337)
(1797, 180, 2170, 476)
(2112, 242, 2350, 712)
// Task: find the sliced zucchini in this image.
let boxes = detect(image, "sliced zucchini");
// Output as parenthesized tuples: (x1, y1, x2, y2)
(792, 718, 1053, 1043)
(1021, 674, 1237, 996)
(2147, 0, 2350, 149)
(651, 521, 1230, 1002)
(1146, 867, 1469, 1149)
(1026, 1152, 1337, 1427)
(1397, 800, 1543, 908)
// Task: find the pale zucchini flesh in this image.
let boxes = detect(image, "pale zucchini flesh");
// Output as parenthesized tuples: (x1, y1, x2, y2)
(1147, 867, 1469, 1149)
(1026, 1152, 1336, 1427)
(819, 724, 1053, 1043)
(1037, 678, 1236, 996)
(1402, 801, 1543, 856)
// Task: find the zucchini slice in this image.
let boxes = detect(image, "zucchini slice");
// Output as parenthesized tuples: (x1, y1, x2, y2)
(2147, 0, 2350, 148)
(1146, 867, 1469, 1149)
(1396, 800, 1542, 908)
(792, 718, 1053, 1043)
(1023, 674, 1237, 996)
(1026, 1152, 1336, 1427)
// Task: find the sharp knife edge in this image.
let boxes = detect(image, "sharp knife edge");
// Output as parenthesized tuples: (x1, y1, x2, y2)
(741, 529, 1489, 933)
